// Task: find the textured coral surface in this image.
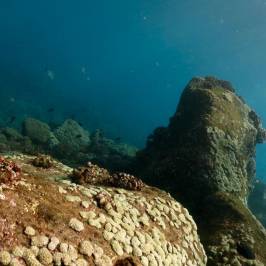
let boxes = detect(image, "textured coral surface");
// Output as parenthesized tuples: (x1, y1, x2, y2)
(0, 153, 206, 266)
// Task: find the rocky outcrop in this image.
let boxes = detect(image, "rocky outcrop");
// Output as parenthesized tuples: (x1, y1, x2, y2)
(0, 119, 137, 171)
(136, 76, 266, 207)
(0, 153, 207, 266)
(54, 119, 91, 156)
(134, 77, 266, 265)
(22, 118, 59, 148)
(0, 127, 35, 154)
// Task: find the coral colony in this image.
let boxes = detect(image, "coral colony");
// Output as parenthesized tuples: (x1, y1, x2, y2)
(0, 157, 21, 185)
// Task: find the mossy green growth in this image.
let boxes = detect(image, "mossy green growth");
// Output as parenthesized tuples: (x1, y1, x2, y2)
(198, 192, 266, 266)
(206, 87, 248, 137)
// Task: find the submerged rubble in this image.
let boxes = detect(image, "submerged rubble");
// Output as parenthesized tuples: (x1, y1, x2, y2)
(0, 153, 207, 266)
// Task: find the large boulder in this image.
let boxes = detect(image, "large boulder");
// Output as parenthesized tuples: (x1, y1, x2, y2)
(54, 119, 90, 156)
(0, 153, 207, 266)
(22, 117, 58, 148)
(1, 127, 23, 141)
(0, 127, 36, 154)
(134, 77, 266, 265)
(136, 76, 266, 207)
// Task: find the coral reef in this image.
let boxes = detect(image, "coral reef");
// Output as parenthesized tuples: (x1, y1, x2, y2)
(0, 157, 21, 185)
(134, 77, 266, 265)
(0, 118, 136, 172)
(32, 154, 54, 169)
(0, 153, 207, 266)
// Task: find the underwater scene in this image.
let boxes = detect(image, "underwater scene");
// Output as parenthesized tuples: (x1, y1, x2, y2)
(1, 0, 266, 265)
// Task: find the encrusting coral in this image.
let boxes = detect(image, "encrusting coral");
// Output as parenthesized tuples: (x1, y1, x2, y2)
(32, 154, 54, 169)
(0, 153, 207, 266)
(112, 172, 144, 191)
(0, 156, 21, 185)
(73, 162, 112, 186)
(73, 162, 145, 191)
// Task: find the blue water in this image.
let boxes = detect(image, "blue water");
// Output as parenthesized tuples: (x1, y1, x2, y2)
(1, 0, 266, 179)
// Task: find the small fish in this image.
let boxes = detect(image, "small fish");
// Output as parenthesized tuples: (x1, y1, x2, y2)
(76, 134, 82, 138)
(8, 116, 16, 124)
(47, 70, 55, 80)
(114, 137, 121, 142)
(9, 97, 15, 103)
(78, 122, 83, 127)
(47, 107, 55, 113)
(81, 67, 86, 74)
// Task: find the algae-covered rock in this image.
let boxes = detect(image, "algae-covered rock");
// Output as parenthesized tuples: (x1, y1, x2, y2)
(0, 153, 207, 266)
(249, 180, 266, 228)
(1, 127, 23, 141)
(199, 192, 266, 266)
(22, 118, 58, 147)
(73, 161, 145, 191)
(134, 76, 266, 265)
(0, 127, 36, 154)
(0, 120, 137, 171)
(54, 119, 90, 155)
(136, 76, 266, 207)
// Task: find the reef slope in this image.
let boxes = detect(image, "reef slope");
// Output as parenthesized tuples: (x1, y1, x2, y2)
(0, 153, 206, 266)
